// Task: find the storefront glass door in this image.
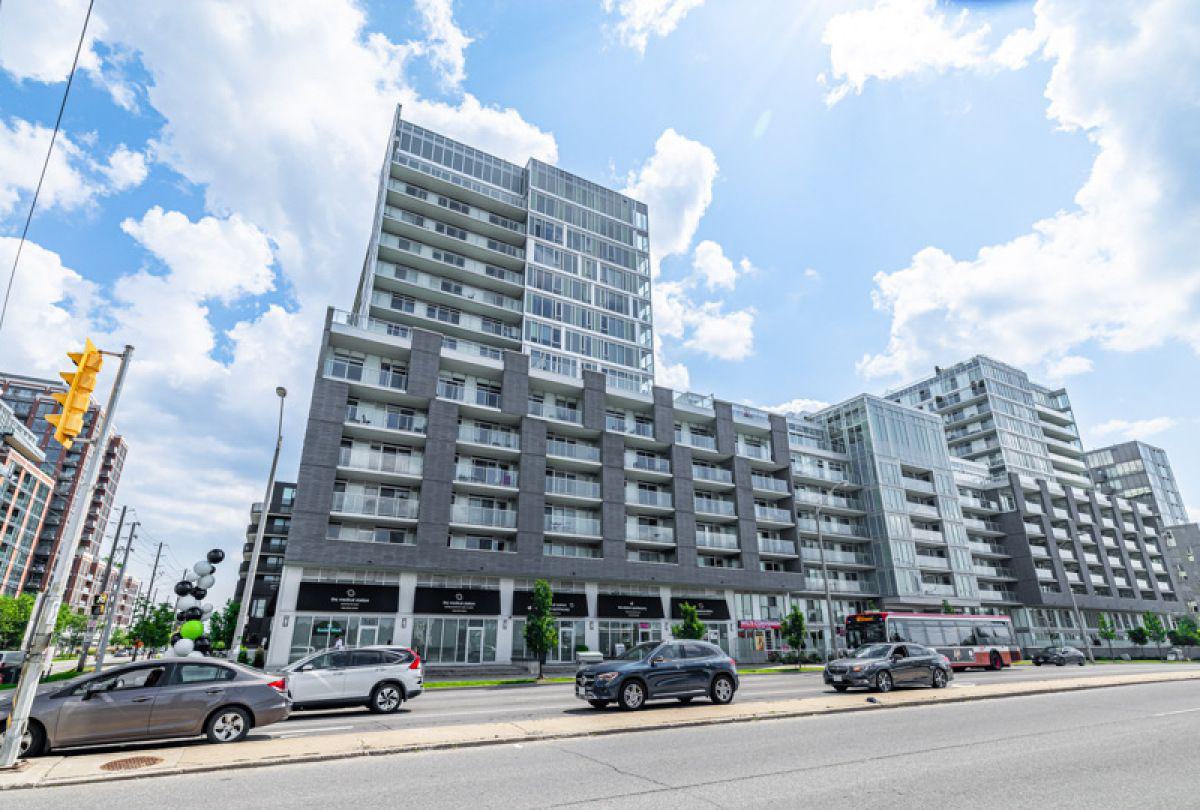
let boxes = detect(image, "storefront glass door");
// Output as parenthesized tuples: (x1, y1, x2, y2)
(558, 625, 575, 661)
(466, 626, 483, 664)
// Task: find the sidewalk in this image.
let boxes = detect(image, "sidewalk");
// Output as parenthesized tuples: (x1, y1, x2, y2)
(3, 668, 1197, 791)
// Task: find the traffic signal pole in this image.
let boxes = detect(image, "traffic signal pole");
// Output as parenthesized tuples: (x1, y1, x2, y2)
(75, 505, 127, 672)
(1, 344, 133, 768)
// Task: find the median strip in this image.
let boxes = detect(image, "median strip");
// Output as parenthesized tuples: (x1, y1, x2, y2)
(3, 668, 1198, 791)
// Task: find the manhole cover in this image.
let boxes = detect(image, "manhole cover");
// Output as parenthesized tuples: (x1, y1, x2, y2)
(100, 755, 163, 772)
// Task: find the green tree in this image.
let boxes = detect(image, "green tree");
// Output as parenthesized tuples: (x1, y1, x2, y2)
(130, 603, 175, 654)
(1143, 613, 1168, 659)
(54, 604, 87, 651)
(1175, 616, 1200, 647)
(1128, 625, 1149, 647)
(1096, 613, 1118, 661)
(940, 599, 955, 615)
(522, 580, 558, 680)
(780, 605, 807, 664)
(109, 628, 131, 650)
(671, 602, 707, 641)
(0, 593, 35, 648)
(208, 599, 241, 649)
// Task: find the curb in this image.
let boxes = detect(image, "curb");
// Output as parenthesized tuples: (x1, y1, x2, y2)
(3, 670, 1197, 791)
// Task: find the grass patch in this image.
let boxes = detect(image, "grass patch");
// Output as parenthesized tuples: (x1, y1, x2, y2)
(425, 676, 575, 689)
(737, 666, 823, 675)
(0, 667, 90, 691)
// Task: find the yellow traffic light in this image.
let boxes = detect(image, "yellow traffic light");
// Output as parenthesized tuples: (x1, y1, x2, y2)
(45, 338, 103, 449)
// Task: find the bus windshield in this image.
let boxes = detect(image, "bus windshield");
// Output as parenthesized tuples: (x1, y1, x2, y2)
(846, 619, 887, 649)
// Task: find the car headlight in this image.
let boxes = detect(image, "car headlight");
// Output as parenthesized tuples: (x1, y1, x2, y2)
(594, 672, 620, 684)
(851, 665, 865, 672)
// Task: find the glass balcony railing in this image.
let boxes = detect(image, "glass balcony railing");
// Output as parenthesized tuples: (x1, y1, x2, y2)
(692, 465, 733, 484)
(529, 401, 581, 424)
(545, 438, 601, 462)
(758, 538, 797, 556)
(544, 514, 601, 536)
(626, 524, 675, 544)
(450, 504, 517, 528)
(801, 548, 872, 565)
(331, 493, 419, 519)
(337, 448, 423, 476)
(454, 464, 518, 488)
(695, 532, 739, 550)
(694, 497, 736, 516)
(625, 453, 670, 473)
(676, 432, 717, 451)
(344, 406, 427, 434)
(737, 443, 770, 461)
(754, 504, 794, 523)
(751, 475, 789, 493)
(626, 487, 673, 508)
(458, 424, 519, 449)
(545, 477, 601, 499)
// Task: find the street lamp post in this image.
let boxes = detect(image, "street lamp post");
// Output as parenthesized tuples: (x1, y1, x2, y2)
(228, 387, 286, 662)
(815, 479, 850, 663)
(1061, 538, 1095, 664)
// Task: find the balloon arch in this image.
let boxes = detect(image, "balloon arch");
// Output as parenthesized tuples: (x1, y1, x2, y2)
(169, 548, 226, 657)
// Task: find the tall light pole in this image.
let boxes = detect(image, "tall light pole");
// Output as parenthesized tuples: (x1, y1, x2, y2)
(816, 478, 851, 662)
(228, 386, 286, 662)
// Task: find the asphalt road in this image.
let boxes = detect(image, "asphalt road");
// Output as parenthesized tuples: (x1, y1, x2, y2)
(251, 661, 1200, 741)
(13, 678, 1200, 807)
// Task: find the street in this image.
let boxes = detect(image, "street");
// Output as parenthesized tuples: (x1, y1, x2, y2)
(9, 678, 1199, 807)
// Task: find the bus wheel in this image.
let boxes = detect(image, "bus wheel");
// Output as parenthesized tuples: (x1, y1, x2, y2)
(989, 652, 1003, 671)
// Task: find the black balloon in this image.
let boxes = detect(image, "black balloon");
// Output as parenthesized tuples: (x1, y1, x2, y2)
(193, 636, 212, 654)
(173, 581, 193, 596)
(207, 549, 226, 565)
(179, 606, 203, 621)
(170, 632, 182, 645)
(191, 586, 208, 600)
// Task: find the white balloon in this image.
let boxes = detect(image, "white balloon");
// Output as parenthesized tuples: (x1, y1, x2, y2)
(176, 595, 198, 611)
(184, 570, 199, 582)
(200, 602, 214, 615)
(198, 574, 216, 589)
(193, 561, 215, 577)
(172, 638, 195, 656)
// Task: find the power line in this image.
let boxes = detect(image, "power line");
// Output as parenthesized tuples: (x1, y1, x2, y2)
(0, 0, 95, 334)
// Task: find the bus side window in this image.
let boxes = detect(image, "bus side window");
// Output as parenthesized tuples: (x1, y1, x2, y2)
(890, 619, 910, 642)
(992, 622, 1013, 644)
(958, 621, 977, 646)
(908, 623, 931, 646)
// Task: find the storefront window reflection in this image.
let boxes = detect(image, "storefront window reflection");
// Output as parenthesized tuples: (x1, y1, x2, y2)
(287, 615, 395, 662)
(412, 617, 498, 664)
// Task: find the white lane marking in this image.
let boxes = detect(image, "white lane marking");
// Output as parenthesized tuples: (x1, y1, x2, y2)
(268, 725, 357, 738)
(950, 682, 977, 688)
(1154, 707, 1200, 717)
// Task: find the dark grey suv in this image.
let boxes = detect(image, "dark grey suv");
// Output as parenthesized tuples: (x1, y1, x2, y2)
(575, 640, 738, 710)
(823, 643, 953, 693)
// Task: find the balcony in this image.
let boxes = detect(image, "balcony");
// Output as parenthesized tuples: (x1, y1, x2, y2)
(963, 517, 1004, 534)
(529, 401, 581, 424)
(920, 582, 955, 597)
(450, 504, 517, 529)
(758, 538, 798, 557)
(1024, 521, 1045, 536)
(454, 463, 518, 489)
(969, 541, 1008, 556)
(545, 477, 601, 500)
(801, 547, 873, 566)
(544, 514, 601, 537)
(694, 497, 736, 517)
(372, 290, 520, 343)
(901, 476, 936, 494)
(911, 527, 945, 544)
(751, 474, 789, 494)
(545, 439, 600, 463)
(794, 491, 862, 511)
(791, 463, 852, 485)
(337, 448, 423, 479)
(805, 577, 873, 594)
(692, 465, 734, 485)
(626, 487, 673, 509)
(907, 502, 940, 518)
(1036, 568, 1056, 580)
(458, 424, 519, 450)
(345, 404, 427, 436)
(978, 588, 1018, 602)
(796, 518, 867, 539)
(695, 532, 740, 551)
(754, 504, 794, 525)
(917, 555, 950, 571)
(676, 431, 717, 451)
(737, 442, 771, 462)
(627, 523, 675, 545)
(374, 260, 522, 314)
(625, 453, 671, 474)
(331, 493, 419, 520)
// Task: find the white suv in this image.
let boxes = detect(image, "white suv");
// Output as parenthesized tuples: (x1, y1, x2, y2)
(283, 646, 423, 713)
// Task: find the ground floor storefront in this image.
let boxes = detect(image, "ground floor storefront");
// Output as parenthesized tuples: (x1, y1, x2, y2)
(265, 566, 864, 668)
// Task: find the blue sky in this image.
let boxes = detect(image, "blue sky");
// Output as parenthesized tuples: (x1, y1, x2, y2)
(1, 0, 1197, 603)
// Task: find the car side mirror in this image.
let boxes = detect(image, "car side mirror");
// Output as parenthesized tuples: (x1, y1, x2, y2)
(82, 683, 104, 701)
(891, 654, 903, 662)
(650, 656, 665, 666)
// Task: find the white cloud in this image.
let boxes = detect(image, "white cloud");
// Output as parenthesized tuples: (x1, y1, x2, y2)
(655, 278, 756, 363)
(622, 128, 717, 276)
(0, 0, 100, 83)
(0, 236, 97, 369)
(1044, 354, 1093, 379)
(99, 144, 148, 191)
(853, 1, 1200, 384)
(819, 0, 1043, 105)
(804, 268, 820, 279)
(413, 0, 473, 90)
(603, 0, 705, 54)
(751, 109, 773, 140)
(692, 239, 754, 291)
(1091, 417, 1178, 442)
(762, 397, 831, 416)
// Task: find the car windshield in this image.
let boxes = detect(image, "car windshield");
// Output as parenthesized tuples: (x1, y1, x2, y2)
(616, 642, 659, 661)
(849, 644, 893, 659)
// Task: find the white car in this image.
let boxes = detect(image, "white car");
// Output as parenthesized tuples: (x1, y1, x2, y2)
(282, 646, 423, 713)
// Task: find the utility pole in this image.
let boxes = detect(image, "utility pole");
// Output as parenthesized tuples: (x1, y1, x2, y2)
(94, 522, 137, 670)
(76, 505, 127, 671)
(228, 386, 286, 661)
(1, 345, 133, 768)
(815, 479, 850, 663)
(130, 542, 161, 663)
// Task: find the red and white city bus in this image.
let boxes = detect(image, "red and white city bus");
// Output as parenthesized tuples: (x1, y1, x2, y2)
(844, 612, 1022, 670)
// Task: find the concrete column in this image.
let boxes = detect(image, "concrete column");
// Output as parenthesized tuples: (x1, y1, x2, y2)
(264, 564, 304, 668)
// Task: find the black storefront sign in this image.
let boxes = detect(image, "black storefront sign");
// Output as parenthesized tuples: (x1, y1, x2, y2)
(597, 594, 664, 620)
(669, 597, 731, 621)
(512, 590, 588, 617)
(413, 587, 501, 615)
(296, 582, 399, 613)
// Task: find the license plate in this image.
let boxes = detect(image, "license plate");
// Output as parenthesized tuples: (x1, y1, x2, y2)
(832, 675, 844, 683)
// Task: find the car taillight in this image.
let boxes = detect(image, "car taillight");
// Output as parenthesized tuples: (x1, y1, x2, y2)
(729, 658, 737, 669)
(409, 654, 421, 670)
(267, 678, 287, 693)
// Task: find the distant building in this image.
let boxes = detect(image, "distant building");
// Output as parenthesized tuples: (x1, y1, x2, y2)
(1086, 441, 1190, 527)
(0, 399, 54, 596)
(1162, 524, 1200, 616)
(64, 550, 141, 627)
(236, 481, 295, 647)
(0, 373, 127, 593)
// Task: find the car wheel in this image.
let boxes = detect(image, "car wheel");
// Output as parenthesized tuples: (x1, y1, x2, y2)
(677, 696, 694, 704)
(368, 682, 404, 714)
(205, 706, 251, 744)
(1056, 660, 1065, 666)
(587, 699, 609, 710)
(17, 721, 46, 758)
(932, 668, 948, 689)
(618, 680, 646, 711)
(874, 671, 893, 693)
(989, 652, 1003, 671)
(1034, 660, 1042, 666)
(833, 684, 849, 692)
(1078, 659, 1086, 666)
(710, 674, 736, 705)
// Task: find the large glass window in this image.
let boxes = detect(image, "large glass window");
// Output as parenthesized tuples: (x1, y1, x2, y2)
(411, 618, 498, 665)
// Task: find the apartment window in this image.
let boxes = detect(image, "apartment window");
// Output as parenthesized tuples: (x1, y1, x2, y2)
(328, 351, 364, 381)
(250, 599, 268, 619)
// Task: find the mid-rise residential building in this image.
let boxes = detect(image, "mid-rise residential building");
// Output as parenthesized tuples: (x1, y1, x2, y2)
(237, 481, 295, 647)
(0, 400, 54, 596)
(1086, 441, 1190, 527)
(264, 114, 1194, 668)
(1162, 524, 1200, 615)
(64, 550, 140, 628)
(0, 373, 128, 592)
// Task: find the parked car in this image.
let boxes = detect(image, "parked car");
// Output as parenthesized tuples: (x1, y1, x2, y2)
(823, 643, 953, 693)
(0, 658, 289, 758)
(575, 640, 738, 711)
(281, 646, 423, 713)
(0, 650, 23, 685)
(1032, 646, 1086, 666)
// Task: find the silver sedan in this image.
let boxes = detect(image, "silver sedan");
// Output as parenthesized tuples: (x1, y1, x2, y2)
(0, 658, 290, 757)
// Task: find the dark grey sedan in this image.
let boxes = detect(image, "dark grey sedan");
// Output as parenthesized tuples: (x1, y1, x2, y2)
(0, 658, 290, 757)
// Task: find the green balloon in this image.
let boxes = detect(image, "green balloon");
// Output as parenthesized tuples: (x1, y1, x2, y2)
(180, 620, 205, 640)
